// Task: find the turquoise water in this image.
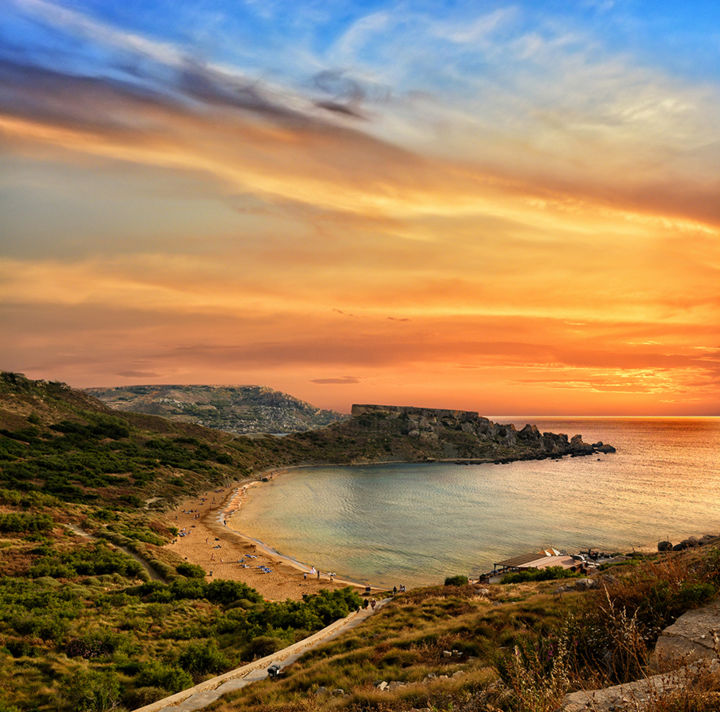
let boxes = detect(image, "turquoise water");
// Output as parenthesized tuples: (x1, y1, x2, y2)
(230, 418, 720, 588)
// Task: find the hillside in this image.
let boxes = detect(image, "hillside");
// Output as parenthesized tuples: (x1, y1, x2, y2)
(0, 373, 624, 712)
(85, 384, 345, 434)
(0, 373, 363, 711)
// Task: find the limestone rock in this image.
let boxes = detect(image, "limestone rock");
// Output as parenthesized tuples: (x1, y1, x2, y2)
(654, 600, 720, 668)
(573, 577, 598, 590)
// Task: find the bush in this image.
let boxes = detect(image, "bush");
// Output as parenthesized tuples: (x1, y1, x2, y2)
(178, 640, 229, 677)
(62, 669, 120, 712)
(64, 629, 126, 660)
(176, 563, 206, 579)
(0, 513, 53, 533)
(444, 575, 469, 586)
(501, 566, 581, 584)
(244, 635, 282, 659)
(135, 660, 192, 692)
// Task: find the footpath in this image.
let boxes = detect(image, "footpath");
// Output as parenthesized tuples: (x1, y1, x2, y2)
(562, 599, 720, 711)
(132, 599, 390, 712)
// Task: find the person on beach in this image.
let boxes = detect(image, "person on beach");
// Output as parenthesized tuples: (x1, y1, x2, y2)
(370, 599, 376, 610)
(393, 586, 397, 595)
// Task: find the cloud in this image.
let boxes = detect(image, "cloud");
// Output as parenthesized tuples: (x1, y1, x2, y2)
(310, 376, 360, 384)
(116, 369, 161, 378)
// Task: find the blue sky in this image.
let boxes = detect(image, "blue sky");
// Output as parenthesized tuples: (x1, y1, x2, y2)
(5, 1, 720, 93)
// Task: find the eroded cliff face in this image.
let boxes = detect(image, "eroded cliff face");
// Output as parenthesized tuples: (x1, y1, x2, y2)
(349, 404, 615, 461)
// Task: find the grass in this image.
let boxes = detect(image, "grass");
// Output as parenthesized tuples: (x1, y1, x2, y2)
(2, 373, 719, 712)
(201, 545, 720, 712)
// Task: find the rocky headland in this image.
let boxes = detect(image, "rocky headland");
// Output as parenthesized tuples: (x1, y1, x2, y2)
(346, 404, 615, 462)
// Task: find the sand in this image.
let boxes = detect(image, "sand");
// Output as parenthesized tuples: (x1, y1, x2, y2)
(164, 472, 375, 601)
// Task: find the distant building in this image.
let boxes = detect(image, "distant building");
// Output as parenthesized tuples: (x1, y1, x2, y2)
(492, 548, 583, 574)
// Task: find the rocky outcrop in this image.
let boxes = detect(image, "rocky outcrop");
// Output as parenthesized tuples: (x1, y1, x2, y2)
(654, 600, 720, 667)
(562, 599, 720, 711)
(349, 405, 613, 461)
(658, 534, 719, 552)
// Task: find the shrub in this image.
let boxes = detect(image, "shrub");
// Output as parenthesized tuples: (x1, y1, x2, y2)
(244, 635, 282, 659)
(178, 640, 229, 677)
(444, 575, 469, 586)
(176, 563, 205, 579)
(501, 566, 581, 584)
(135, 660, 192, 692)
(64, 629, 125, 660)
(0, 513, 53, 533)
(62, 669, 121, 712)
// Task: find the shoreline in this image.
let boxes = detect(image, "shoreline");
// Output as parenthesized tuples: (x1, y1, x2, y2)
(218, 468, 376, 590)
(163, 465, 384, 600)
(165, 455, 715, 598)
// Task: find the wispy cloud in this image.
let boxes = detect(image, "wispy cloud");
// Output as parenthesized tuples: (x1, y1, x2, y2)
(1, 0, 719, 413)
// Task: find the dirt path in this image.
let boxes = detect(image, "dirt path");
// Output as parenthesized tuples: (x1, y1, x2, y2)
(132, 598, 391, 712)
(64, 524, 165, 582)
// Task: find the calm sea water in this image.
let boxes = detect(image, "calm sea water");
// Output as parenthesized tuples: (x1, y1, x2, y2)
(229, 418, 720, 588)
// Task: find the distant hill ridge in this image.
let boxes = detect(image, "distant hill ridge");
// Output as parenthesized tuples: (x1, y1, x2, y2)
(85, 384, 345, 434)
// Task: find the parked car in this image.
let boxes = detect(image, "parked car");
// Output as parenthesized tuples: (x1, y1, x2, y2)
(267, 663, 283, 679)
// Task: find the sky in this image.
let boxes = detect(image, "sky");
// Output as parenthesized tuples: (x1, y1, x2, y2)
(1, 0, 719, 415)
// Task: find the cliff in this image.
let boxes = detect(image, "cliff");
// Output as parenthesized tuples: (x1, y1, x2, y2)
(346, 404, 615, 461)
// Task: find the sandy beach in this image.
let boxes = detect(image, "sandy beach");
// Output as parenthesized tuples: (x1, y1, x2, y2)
(164, 471, 374, 601)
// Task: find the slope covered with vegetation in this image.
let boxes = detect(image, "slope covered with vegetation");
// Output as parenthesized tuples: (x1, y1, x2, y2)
(0, 372, 667, 712)
(208, 545, 720, 712)
(0, 374, 365, 711)
(85, 384, 345, 435)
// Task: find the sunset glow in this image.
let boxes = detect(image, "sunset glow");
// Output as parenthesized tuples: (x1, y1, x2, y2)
(1, 1, 719, 414)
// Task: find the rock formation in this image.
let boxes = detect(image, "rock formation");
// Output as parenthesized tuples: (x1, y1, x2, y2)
(348, 404, 615, 461)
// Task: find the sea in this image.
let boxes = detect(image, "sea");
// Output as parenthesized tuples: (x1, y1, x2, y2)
(228, 418, 720, 588)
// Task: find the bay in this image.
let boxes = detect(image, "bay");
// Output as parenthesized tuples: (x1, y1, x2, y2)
(229, 417, 720, 588)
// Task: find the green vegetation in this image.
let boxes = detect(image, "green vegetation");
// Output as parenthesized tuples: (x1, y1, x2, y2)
(1, 373, 718, 712)
(444, 574, 469, 586)
(500, 566, 582, 584)
(0, 550, 361, 711)
(0, 513, 53, 533)
(203, 547, 720, 712)
(0, 373, 368, 711)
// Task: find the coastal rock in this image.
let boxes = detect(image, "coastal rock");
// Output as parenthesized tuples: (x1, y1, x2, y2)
(570, 434, 593, 454)
(348, 405, 615, 462)
(375, 680, 388, 691)
(657, 540, 673, 552)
